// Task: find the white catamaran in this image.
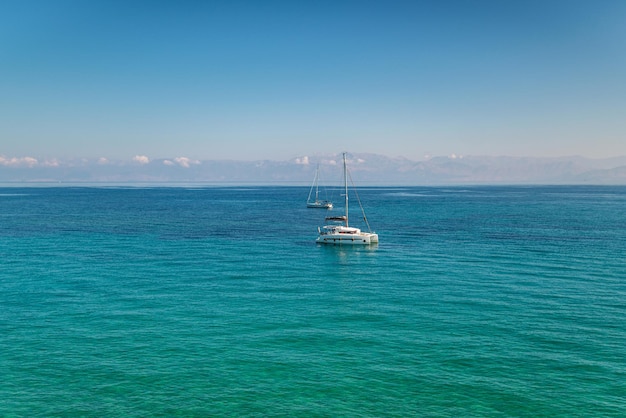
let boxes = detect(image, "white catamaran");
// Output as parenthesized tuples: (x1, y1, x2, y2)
(307, 164, 333, 209)
(316, 153, 378, 245)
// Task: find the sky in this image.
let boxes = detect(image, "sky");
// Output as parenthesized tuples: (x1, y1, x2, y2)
(2, 0, 625, 162)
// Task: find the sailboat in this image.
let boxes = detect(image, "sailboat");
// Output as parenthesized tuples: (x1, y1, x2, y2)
(316, 153, 378, 245)
(307, 164, 333, 209)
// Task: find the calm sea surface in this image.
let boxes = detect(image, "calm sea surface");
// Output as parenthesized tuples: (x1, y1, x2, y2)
(1, 185, 625, 417)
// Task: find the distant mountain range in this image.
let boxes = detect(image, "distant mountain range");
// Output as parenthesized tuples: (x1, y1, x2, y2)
(2, 154, 626, 185)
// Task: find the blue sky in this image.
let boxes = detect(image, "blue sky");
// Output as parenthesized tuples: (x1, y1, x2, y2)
(2, 0, 625, 162)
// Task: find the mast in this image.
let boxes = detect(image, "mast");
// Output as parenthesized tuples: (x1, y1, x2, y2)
(314, 165, 320, 202)
(343, 152, 349, 227)
(307, 165, 319, 204)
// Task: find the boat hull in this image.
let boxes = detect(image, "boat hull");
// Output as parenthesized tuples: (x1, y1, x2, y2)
(307, 201, 333, 209)
(316, 232, 378, 245)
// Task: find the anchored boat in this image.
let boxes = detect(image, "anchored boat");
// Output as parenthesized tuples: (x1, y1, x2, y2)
(316, 153, 378, 245)
(307, 164, 333, 209)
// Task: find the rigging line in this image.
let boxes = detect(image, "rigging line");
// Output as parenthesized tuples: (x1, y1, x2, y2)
(347, 168, 373, 232)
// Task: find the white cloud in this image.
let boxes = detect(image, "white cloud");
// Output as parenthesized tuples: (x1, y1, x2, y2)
(295, 156, 309, 165)
(163, 157, 200, 168)
(345, 157, 365, 165)
(22, 157, 38, 167)
(175, 157, 191, 168)
(174, 157, 199, 168)
(133, 155, 150, 164)
(97, 157, 109, 165)
(42, 159, 60, 167)
(0, 156, 39, 167)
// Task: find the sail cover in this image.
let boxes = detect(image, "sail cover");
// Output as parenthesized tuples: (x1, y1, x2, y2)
(325, 216, 347, 222)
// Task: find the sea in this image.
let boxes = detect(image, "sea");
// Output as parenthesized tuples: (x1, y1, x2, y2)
(1, 185, 625, 417)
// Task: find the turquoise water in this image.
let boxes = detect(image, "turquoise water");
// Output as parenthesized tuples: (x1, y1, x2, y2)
(1, 186, 625, 417)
